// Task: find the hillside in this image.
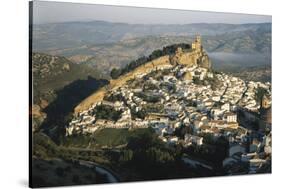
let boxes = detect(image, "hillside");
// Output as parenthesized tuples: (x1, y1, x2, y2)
(32, 37, 271, 184)
(33, 22, 271, 76)
(67, 38, 271, 180)
(74, 38, 210, 113)
(74, 55, 171, 113)
(32, 53, 108, 131)
(209, 52, 271, 73)
(32, 53, 106, 104)
(229, 65, 271, 82)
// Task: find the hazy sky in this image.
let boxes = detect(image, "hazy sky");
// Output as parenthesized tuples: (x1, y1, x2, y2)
(33, 1, 272, 24)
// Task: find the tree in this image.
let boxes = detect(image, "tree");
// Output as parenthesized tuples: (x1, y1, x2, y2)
(145, 147, 174, 164)
(94, 104, 122, 121)
(255, 87, 268, 103)
(131, 109, 146, 119)
(110, 68, 121, 79)
(127, 130, 161, 150)
(193, 77, 203, 85)
(149, 49, 163, 59)
(111, 43, 191, 78)
(119, 149, 133, 162)
(202, 133, 215, 144)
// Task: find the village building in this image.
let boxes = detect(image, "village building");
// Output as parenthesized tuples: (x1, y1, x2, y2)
(184, 134, 203, 146)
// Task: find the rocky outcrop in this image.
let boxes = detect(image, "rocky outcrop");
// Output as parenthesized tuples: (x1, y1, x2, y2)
(198, 52, 211, 69)
(183, 71, 193, 81)
(170, 48, 211, 69)
(32, 105, 46, 118)
(171, 48, 200, 67)
(170, 35, 211, 70)
(31, 105, 47, 132)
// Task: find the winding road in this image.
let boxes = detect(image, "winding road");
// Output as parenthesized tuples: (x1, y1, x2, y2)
(78, 160, 120, 183)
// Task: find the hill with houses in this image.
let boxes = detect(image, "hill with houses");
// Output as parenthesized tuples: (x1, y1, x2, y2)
(74, 35, 211, 113)
(65, 35, 271, 179)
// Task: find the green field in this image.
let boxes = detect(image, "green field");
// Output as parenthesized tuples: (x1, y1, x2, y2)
(62, 127, 154, 148)
(93, 128, 154, 147)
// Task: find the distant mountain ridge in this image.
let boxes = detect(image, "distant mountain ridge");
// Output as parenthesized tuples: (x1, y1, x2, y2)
(33, 21, 271, 76)
(33, 21, 271, 53)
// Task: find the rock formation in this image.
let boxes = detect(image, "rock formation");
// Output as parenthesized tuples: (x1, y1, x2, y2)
(170, 35, 211, 69)
(198, 52, 212, 69)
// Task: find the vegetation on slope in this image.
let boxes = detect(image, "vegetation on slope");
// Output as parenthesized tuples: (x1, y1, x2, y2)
(32, 52, 106, 105)
(32, 53, 109, 140)
(230, 65, 271, 82)
(110, 43, 191, 79)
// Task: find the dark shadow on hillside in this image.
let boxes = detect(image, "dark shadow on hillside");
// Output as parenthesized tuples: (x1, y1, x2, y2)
(41, 76, 109, 143)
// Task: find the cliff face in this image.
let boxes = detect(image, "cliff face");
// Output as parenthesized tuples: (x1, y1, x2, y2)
(170, 47, 211, 70)
(171, 49, 199, 66)
(198, 52, 212, 69)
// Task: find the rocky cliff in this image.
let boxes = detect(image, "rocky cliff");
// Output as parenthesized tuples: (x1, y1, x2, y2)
(198, 52, 212, 69)
(170, 48, 211, 69)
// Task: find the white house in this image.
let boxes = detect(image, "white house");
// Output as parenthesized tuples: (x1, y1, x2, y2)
(221, 103, 230, 111)
(224, 112, 237, 123)
(167, 136, 179, 145)
(184, 134, 203, 146)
